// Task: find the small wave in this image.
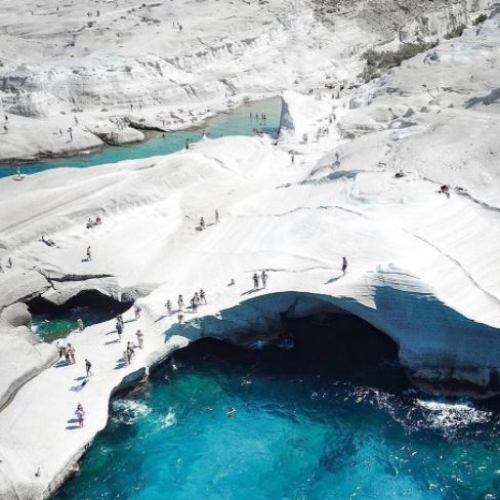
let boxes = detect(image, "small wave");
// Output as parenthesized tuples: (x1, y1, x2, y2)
(159, 408, 177, 429)
(414, 399, 491, 430)
(343, 385, 493, 438)
(112, 399, 152, 425)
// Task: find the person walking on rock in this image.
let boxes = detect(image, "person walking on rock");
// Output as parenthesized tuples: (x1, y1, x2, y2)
(117, 314, 124, 330)
(57, 342, 66, 359)
(67, 344, 76, 364)
(64, 344, 71, 364)
(342, 257, 348, 275)
(116, 320, 123, 342)
(199, 289, 207, 304)
(253, 273, 260, 290)
(126, 342, 135, 364)
(77, 317, 84, 332)
(136, 330, 144, 349)
(75, 403, 85, 428)
(191, 296, 198, 313)
(86, 246, 92, 261)
(134, 304, 142, 320)
(178, 295, 184, 311)
(261, 271, 268, 288)
(200, 217, 205, 231)
(85, 359, 92, 377)
(215, 210, 219, 223)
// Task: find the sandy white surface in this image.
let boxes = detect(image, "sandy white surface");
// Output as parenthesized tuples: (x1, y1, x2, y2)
(0, 1, 499, 499)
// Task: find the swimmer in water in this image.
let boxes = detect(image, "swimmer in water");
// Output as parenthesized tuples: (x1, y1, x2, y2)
(227, 407, 236, 417)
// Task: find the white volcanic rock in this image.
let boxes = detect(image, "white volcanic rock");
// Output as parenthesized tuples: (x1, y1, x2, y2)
(0, 303, 57, 411)
(0, 0, 492, 161)
(0, 2, 500, 500)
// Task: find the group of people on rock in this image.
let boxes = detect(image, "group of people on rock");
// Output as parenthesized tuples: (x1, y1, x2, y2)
(198, 210, 219, 231)
(252, 271, 269, 290)
(315, 126, 330, 140)
(169, 288, 208, 323)
(249, 112, 267, 121)
(57, 342, 76, 365)
(86, 216, 102, 229)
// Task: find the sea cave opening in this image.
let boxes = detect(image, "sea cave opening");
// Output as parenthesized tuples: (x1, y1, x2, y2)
(52, 310, 500, 500)
(27, 290, 133, 341)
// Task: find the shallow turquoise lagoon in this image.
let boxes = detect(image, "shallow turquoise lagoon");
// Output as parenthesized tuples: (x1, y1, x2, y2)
(0, 97, 281, 178)
(53, 324, 500, 500)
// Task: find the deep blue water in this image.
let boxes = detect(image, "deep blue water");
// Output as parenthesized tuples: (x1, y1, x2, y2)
(53, 320, 500, 500)
(0, 97, 281, 178)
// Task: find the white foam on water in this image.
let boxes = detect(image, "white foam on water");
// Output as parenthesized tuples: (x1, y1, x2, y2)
(159, 408, 176, 429)
(111, 399, 152, 425)
(415, 399, 492, 430)
(345, 385, 493, 438)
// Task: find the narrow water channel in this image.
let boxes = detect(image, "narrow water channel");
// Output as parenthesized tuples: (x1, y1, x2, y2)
(0, 97, 282, 178)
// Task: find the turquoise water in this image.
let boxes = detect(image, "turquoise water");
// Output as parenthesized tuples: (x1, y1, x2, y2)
(30, 293, 131, 342)
(53, 322, 500, 500)
(0, 98, 281, 178)
(32, 307, 115, 342)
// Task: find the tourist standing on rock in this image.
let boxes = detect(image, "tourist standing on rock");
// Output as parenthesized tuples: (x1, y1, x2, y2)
(57, 341, 66, 359)
(85, 359, 92, 377)
(134, 304, 142, 320)
(75, 404, 85, 428)
(117, 314, 124, 330)
(342, 257, 348, 275)
(86, 246, 92, 261)
(77, 317, 84, 332)
(261, 271, 268, 288)
(64, 344, 71, 364)
(68, 344, 76, 364)
(215, 210, 219, 223)
(116, 320, 123, 342)
(440, 185, 450, 199)
(68, 127, 73, 141)
(166, 300, 172, 316)
(253, 273, 260, 290)
(200, 217, 205, 231)
(200, 289, 207, 304)
(178, 295, 184, 311)
(136, 330, 144, 349)
(126, 342, 135, 364)
(190, 296, 198, 313)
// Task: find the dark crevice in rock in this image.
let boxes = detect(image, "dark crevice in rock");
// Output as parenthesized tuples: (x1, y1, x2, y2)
(26, 289, 133, 318)
(38, 272, 114, 283)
